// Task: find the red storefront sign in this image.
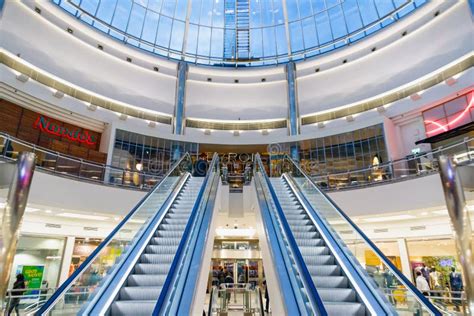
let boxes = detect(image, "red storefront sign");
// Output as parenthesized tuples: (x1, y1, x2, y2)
(33, 115, 97, 145)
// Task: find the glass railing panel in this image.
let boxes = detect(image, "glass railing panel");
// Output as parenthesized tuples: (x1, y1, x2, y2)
(40, 155, 191, 315)
(285, 162, 439, 315)
(79, 161, 104, 182)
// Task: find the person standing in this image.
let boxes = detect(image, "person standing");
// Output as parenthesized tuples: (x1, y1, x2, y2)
(415, 271, 430, 296)
(8, 273, 26, 316)
(449, 267, 463, 311)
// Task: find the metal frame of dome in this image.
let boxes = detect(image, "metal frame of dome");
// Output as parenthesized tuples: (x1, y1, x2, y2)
(53, 0, 427, 67)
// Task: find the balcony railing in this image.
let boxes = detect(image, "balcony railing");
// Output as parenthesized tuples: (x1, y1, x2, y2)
(0, 132, 171, 190)
(271, 137, 474, 191)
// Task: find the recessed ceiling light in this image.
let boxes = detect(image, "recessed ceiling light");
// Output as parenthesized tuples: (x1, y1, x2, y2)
(45, 210, 52, 214)
(67, 28, 73, 34)
(233, 130, 240, 136)
(315, 68, 320, 72)
(402, 31, 408, 37)
(58, 212, 109, 221)
(153, 66, 159, 72)
(363, 214, 416, 222)
(261, 129, 269, 135)
(97, 44, 104, 50)
(234, 79, 239, 83)
(346, 115, 354, 122)
(261, 78, 266, 82)
(342, 59, 347, 64)
(317, 122, 325, 128)
(148, 121, 156, 128)
(119, 113, 128, 121)
(34, 7, 41, 14)
(126, 57, 132, 62)
(207, 77, 212, 82)
(204, 129, 211, 135)
(371, 47, 376, 52)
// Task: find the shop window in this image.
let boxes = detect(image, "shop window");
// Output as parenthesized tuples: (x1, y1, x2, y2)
(9, 236, 65, 293)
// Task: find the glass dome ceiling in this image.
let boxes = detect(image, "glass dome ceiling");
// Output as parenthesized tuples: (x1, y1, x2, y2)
(55, 0, 427, 67)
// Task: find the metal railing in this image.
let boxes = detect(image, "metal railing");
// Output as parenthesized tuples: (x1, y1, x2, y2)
(273, 137, 474, 191)
(0, 132, 177, 190)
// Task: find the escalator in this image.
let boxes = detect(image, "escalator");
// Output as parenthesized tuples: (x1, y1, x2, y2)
(110, 177, 203, 315)
(270, 178, 365, 315)
(254, 154, 442, 316)
(36, 153, 220, 315)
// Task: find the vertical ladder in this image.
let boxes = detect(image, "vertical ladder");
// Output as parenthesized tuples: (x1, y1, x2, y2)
(224, 0, 250, 61)
(236, 0, 250, 60)
(223, 0, 236, 60)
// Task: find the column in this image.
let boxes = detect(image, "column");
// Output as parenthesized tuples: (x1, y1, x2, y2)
(58, 236, 76, 285)
(397, 238, 413, 281)
(286, 62, 299, 136)
(173, 61, 188, 135)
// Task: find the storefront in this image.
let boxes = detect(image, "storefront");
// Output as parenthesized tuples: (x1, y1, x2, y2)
(0, 99, 106, 163)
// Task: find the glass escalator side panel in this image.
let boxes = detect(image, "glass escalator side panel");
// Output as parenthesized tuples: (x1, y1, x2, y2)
(284, 156, 441, 316)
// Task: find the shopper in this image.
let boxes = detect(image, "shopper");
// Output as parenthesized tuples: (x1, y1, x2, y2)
(225, 273, 234, 304)
(415, 271, 430, 296)
(420, 264, 430, 283)
(8, 273, 26, 316)
(449, 267, 463, 311)
(429, 267, 442, 303)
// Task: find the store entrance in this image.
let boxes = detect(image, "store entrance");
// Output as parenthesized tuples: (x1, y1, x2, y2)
(207, 239, 266, 315)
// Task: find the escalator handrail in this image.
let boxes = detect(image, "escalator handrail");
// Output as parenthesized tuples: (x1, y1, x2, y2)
(257, 287, 265, 316)
(283, 173, 391, 315)
(255, 154, 327, 316)
(153, 153, 219, 315)
(254, 170, 306, 314)
(284, 154, 442, 315)
(36, 153, 192, 315)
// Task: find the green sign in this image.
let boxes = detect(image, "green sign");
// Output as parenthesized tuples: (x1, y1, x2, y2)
(20, 265, 44, 295)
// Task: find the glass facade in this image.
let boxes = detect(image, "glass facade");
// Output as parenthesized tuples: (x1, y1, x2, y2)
(269, 123, 387, 176)
(111, 129, 199, 177)
(53, 0, 427, 66)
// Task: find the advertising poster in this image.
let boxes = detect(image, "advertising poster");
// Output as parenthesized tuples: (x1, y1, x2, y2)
(16, 265, 45, 296)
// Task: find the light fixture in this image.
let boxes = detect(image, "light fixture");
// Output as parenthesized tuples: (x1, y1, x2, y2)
(16, 73, 29, 83)
(204, 129, 211, 135)
(136, 163, 143, 171)
(376, 106, 386, 114)
(410, 93, 421, 101)
(363, 214, 416, 223)
(346, 115, 354, 122)
(67, 28, 73, 34)
(234, 79, 239, 83)
(34, 7, 41, 14)
(119, 113, 128, 121)
(58, 212, 109, 221)
(215, 227, 256, 237)
(233, 130, 240, 136)
(261, 78, 266, 82)
(97, 44, 104, 50)
(86, 103, 97, 111)
(52, 90, 64, 99)
(317, 122, 325, 128)
(148, 121, 156, 128)
(261, 129, 269, 135)
(126, 57, 132, 62)
(25, 207, 40, 213)
(45, 210, 53, 214)
(153, 66, 159, 72)
(445, 77, 457, 86)
(207, 78, 212, 82)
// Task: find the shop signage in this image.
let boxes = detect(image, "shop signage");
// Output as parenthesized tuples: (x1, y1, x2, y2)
(33, 115, 97, 145)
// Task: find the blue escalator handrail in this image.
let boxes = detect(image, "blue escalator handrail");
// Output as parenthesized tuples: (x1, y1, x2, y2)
(36, 153, 192, 315)
(284, 155, 442, 316)
(255, 154, 327, 316)
(153, 153, 219, 315)
(254, 170, 311, 315)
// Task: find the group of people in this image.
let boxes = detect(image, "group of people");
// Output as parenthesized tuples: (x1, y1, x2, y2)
(415, 264, 463, 311)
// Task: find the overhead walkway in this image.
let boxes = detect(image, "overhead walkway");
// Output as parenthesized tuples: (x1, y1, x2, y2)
(254, 154, 442, 316)
(36, 153, 220, 316)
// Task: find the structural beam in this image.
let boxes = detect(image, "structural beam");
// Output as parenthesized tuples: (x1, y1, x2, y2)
(286, 62, 299, 136)
(173, 61, 188, 135)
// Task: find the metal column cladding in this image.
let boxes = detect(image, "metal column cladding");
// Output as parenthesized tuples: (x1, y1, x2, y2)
(174, 61, 188, 135)
(286, 62, 300, 136)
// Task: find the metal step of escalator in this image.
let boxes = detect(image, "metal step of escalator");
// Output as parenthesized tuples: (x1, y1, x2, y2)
(269, 178, 366, 316)
(110, 177, 204, 316)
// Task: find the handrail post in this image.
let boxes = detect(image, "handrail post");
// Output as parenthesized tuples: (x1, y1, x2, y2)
(0, 152, 36, 307)
(438, 156, 473, 314)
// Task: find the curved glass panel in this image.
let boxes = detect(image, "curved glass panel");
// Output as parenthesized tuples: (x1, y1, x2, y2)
(53, 0, 427, 66)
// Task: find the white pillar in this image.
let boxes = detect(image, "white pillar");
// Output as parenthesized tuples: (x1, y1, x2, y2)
(58, 236, 75, 285)
(397, 238, 413, 281)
